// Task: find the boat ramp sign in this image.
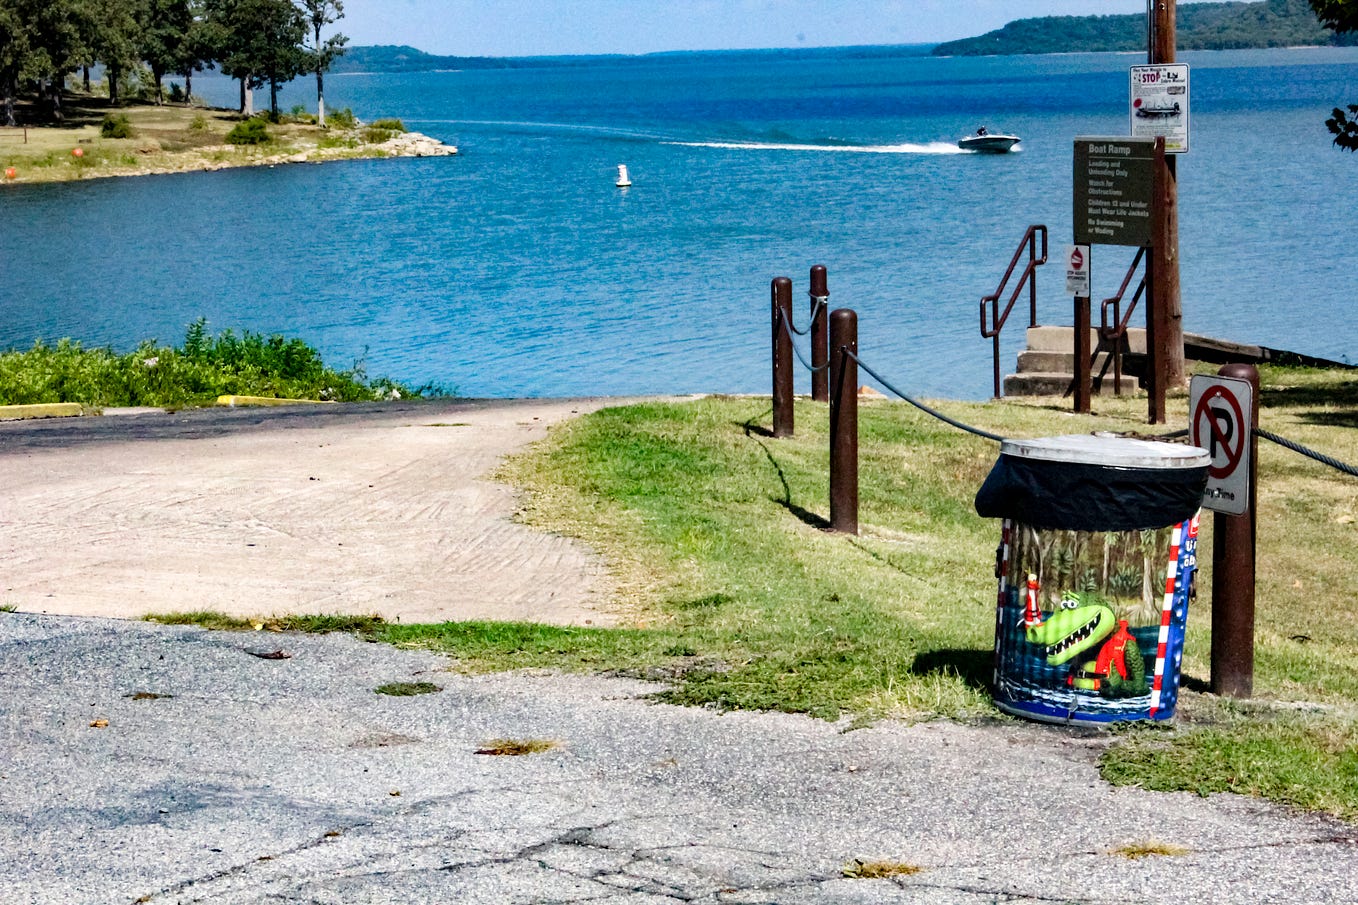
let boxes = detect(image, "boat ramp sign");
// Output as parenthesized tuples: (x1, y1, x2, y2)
(1072, 137, 1155, 248)
(1065, 245, 1090, 296)
(1189, 374, 1253, 515)
(1130, 64, 1189, 153)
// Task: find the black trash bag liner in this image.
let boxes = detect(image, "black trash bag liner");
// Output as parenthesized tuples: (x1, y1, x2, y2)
(975, 453, 1208, 532)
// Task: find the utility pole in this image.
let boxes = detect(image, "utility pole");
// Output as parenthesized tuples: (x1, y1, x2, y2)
(1149, 1, 1187, 397)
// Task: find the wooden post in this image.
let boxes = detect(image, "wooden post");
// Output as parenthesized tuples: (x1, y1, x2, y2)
(1074, 294, 1092, 414)
(1151, 0, 1186, 394)
(829, 309, 858, 535)
(810, 265, 829, 403)
(771, 277, 794, 438)
(1211, 363, 1259, 698)
(1147, 137, 1168, 424)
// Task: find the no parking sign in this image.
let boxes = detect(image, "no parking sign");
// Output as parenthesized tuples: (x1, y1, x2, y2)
(1189, 374, 1254, 515)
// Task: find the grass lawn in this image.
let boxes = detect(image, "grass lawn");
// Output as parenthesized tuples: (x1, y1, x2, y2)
(151, 365, 1358, 818)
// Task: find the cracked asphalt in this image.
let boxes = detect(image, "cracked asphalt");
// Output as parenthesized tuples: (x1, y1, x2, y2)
(4, 614, 1358, 905)
(4, 400, 1358, 904)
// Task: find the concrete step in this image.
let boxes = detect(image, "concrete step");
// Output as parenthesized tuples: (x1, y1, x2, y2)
(1002, 371, 1141, 397)
(1025, 325, 1147, 355)
(1016, 349, 1122, 374)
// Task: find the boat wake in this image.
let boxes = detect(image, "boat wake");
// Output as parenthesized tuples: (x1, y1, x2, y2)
(401, 120, 971, 155)
(667, 139, 968, 155)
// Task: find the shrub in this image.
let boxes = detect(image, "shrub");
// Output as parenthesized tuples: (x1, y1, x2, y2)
(100, 114, 134, 139)
(0, 321, 422, 407)
(225, 118, 271, 145)
(188, 114, 208, 132)
(328, 107, 357, 129)
(369, 118, 405, 133)
(168, 82, 185, 103)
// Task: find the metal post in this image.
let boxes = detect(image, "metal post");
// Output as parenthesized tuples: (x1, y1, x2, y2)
(771, 277, 794, 438)
(1074, 294, 1092, 414)
(1211, 363, 1259, 698)
(810, 265, 829, 403)
(829, 309, 859, 535)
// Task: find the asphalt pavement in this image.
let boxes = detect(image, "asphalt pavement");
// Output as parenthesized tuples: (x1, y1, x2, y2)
(2, 401, 1357, 904)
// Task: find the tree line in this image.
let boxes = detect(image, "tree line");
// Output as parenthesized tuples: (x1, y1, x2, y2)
(0, 0, 348, 128)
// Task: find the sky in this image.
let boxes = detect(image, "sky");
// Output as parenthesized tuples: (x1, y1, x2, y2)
(335, 1, 1214, 58)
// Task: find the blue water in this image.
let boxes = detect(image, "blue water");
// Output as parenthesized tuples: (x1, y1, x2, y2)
(3, 46, 1356, 398)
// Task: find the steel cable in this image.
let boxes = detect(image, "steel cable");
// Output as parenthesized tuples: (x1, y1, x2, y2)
(842, 349, 1006, 443)
(1255, 428, 1358, 478)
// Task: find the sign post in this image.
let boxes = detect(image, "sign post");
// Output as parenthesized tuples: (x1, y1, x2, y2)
(1074, 137, 1158, 418)
(1190, 366, 1259, 698)
(1066, 245, 1092, 412)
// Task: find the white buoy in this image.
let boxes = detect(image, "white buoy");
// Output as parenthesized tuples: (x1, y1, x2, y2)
(615, 164, 632, 187)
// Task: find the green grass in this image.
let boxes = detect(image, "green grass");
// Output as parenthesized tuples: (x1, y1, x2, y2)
(0, 319, 423, 406)
(143, 367, 1358, 818)
(1103, 703, 1358, 820)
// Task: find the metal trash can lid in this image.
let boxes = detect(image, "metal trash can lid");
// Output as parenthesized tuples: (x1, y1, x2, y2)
(975, 434, 1211, 531)
(999, 434, 1210, 469)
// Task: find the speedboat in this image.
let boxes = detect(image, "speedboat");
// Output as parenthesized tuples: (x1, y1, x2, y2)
(1134, 101, 1181, 118)
(959, 129, 1021, 153)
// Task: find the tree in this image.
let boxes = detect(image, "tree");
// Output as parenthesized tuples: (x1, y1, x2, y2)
(206, 0, 306, 118)
(0, 0, 33, 125)
(1309, 0, 1358, 149)
(142, 0, 194, 104)
(87, 0, 145, 106)
(298, 0, 346, 127)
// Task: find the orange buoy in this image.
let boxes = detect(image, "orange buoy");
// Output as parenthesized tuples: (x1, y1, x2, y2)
(72, 147, 84, 158)
(3, 167, 15, 179)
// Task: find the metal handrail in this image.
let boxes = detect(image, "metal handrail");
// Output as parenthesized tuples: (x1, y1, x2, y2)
(1098, 248, 1147, 396)
(979, 225, 1048, 398)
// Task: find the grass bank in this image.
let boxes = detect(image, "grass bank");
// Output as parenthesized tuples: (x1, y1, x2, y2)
(149, 366, 1358, 818)
(0, 96, 448, 185)
(0, 319, 421, 407)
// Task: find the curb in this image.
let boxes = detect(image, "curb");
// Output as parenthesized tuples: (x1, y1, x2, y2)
(216, 395, 333, 408)
(0, 403, 84, 421)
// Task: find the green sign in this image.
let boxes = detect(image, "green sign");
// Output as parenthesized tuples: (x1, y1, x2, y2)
(1073, 137, 1155, 248)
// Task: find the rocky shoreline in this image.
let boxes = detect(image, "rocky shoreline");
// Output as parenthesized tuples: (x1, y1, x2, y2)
(67, 131, 458, 181)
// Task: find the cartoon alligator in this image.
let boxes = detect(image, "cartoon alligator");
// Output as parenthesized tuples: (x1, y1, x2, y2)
(1022, 588, 1148, 699)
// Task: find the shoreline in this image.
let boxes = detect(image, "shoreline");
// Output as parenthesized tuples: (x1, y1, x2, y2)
(0, 101, 457, 185)
(58, 130, 458, 183)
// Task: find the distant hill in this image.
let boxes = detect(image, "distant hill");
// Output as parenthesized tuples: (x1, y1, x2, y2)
(931, 0, 1358, 56)
(330, 45, 528, 73)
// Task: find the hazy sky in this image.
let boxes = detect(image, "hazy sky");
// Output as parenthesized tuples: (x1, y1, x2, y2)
(335, 1, 1211, 57)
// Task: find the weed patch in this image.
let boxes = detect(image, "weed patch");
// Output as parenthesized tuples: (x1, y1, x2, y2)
(475, 738, 559, 756)
(1109, 840, 1191, 860)
(374, 681, 442, 696)
(842, 859, 924, 879)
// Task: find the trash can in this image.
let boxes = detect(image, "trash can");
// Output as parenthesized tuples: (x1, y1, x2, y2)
(974, 434, 1210, 725)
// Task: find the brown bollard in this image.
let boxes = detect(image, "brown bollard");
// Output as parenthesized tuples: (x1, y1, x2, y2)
(810, 265, 829, 403)
(829, 308, 859, 535)
(1211, 363, 1260, 698)
(771, 276, 794, 438)
(1073, 293, 1092, 414)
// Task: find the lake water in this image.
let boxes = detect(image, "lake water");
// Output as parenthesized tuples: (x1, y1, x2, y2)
(2, 46, 1356, 398)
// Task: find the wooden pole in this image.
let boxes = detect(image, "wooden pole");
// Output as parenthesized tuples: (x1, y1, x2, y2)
(771, 277, 794, 438)
(1151, 0, 1186, 392)
(829, 309, 859, 535)
(1211, 363, 1259, 698)
(1074, 294, 1092, 414)
(810, 265, 829, 403)
(1148, 137, 1168, 424)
